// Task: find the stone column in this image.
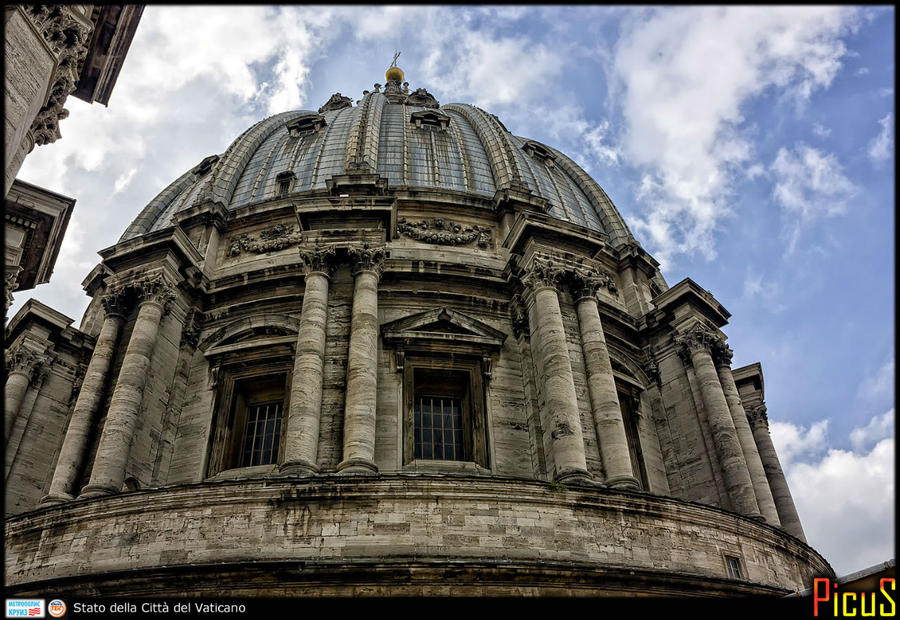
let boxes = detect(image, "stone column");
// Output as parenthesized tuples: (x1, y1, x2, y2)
(523, 257, 592, 484)
(747, 403, 807, 542)
(337, 245, 384, 474)
(5, 346, 41, 441)
(712, 344, 781, 526)
(281, 245, 336, 475)
(41, 290, 128, 504)
(571, 268, 640, 489)
(674, 324, 761, 519)
(81, 275, 175, 497)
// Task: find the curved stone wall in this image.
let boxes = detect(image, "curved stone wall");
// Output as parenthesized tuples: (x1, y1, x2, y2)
(5, 474, 832, 596)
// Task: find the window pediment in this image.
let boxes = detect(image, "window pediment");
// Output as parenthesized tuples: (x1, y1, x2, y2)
(381, 307, 507, 352)
(286, 114, 327, 137)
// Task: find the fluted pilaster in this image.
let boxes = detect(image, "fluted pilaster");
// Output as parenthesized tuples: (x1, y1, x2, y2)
(337, 245, 384, 474)
(675, 324, 760, 518)
(281, 245, 337, 475)
(523, 257, 591, 484)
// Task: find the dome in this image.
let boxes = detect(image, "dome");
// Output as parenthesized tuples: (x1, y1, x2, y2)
(121, 83, 633, 246)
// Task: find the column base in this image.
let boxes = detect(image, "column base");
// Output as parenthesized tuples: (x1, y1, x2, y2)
(336, 458, 378, 474)
(604, 475, 642, 491)
(553, 468, 594, 486)
(79, 483, 119, 499)
(279, 460, 320, 476)
(39, 492, 74, 505)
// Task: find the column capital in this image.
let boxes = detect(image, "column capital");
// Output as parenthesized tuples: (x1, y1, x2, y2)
(130, 274, 177, 313)
(6, 345, 42, 378)
(673, 322, 724, 360)
(348, 243, 385, 278)
(712, 341, 734, 368)
(521, 255, 566, 293)
(569, 266, 617, 301)
(299, 243, 338, 278)
(100, 287, 131, 319)
(746, 403, 769, 428)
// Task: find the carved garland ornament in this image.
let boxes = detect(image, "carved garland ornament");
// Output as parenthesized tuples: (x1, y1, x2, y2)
(397, 218, 491, 248)
(228, 224, 305, 256)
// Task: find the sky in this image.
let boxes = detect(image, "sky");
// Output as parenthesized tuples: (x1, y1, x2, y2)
(10, 6, 894, 577)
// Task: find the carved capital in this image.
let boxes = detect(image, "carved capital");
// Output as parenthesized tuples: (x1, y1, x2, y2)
(509, 294, 530, 338)
(673, 323, 723, 360)
(349, 244, 385, 278)
(522, 256, 566, 293)
(6, 346, 41, 377)
(131, 275, 177, 313)
(100, 287, 130, 318)
(569, 266, 617, 301)
(299, 244, 337, 277)
(746, 403, 769, 428)
(711, 341, 734, 368)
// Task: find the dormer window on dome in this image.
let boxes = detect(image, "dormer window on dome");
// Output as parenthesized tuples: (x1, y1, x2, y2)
(275, 171, 295, 197)
(286, 114, 326, 138)
(410, 109, 451, 131)
(524, 141, 556, 164)
(192, 154, 219, 177)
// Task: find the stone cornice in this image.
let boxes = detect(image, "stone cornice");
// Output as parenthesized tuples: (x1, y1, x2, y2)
(645, 277, 731, 332)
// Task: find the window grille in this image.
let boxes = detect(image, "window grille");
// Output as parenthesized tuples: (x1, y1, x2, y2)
(240, 401, 282, 467)
(414, 396, 463, 460)
(725, 555, 743, 579)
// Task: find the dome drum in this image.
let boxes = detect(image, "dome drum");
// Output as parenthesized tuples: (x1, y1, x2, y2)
(3, 77, 831, 596)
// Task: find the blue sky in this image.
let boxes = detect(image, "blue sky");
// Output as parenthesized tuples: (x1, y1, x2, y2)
(10, 6, 894, 575)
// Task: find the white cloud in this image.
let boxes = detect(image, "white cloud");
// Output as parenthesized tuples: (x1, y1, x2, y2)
(867, 113, 894, 163)
(849, 409, 895, 452)
(611, 6, 858, 265)
(854, 66, 870, 75)
(812, 122, 832, 138)
(771, 417, 895, 575)
(770, 143, 859, 253)
(858, 359, 895, 403)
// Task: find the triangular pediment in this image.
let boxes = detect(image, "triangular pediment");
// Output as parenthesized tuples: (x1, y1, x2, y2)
(381, 307, 507, 351)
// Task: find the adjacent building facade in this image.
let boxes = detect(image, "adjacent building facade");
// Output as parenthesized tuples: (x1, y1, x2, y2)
(4, 64, 832, 596)
(4, 4, 143, 310)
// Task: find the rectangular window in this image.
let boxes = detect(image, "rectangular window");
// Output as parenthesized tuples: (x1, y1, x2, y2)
(725, 555, 743, 579)
(240, 401, 283, 466)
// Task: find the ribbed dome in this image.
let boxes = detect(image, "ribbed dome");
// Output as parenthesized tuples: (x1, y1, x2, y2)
(121, 84, 634, 246)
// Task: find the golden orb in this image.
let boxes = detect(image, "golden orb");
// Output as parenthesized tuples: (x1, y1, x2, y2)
(385, 66, 404, 83)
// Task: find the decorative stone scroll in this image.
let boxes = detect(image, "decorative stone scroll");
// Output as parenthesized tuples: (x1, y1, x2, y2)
(397, 217, 491, 248)
(318, 93, 353, 114)
(228, 224, 305, 256)
(25, 5, 94, 147)
(509, 294, 530, 338)
(404, 87, 439, 108)
(298, 244, 337, 277)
